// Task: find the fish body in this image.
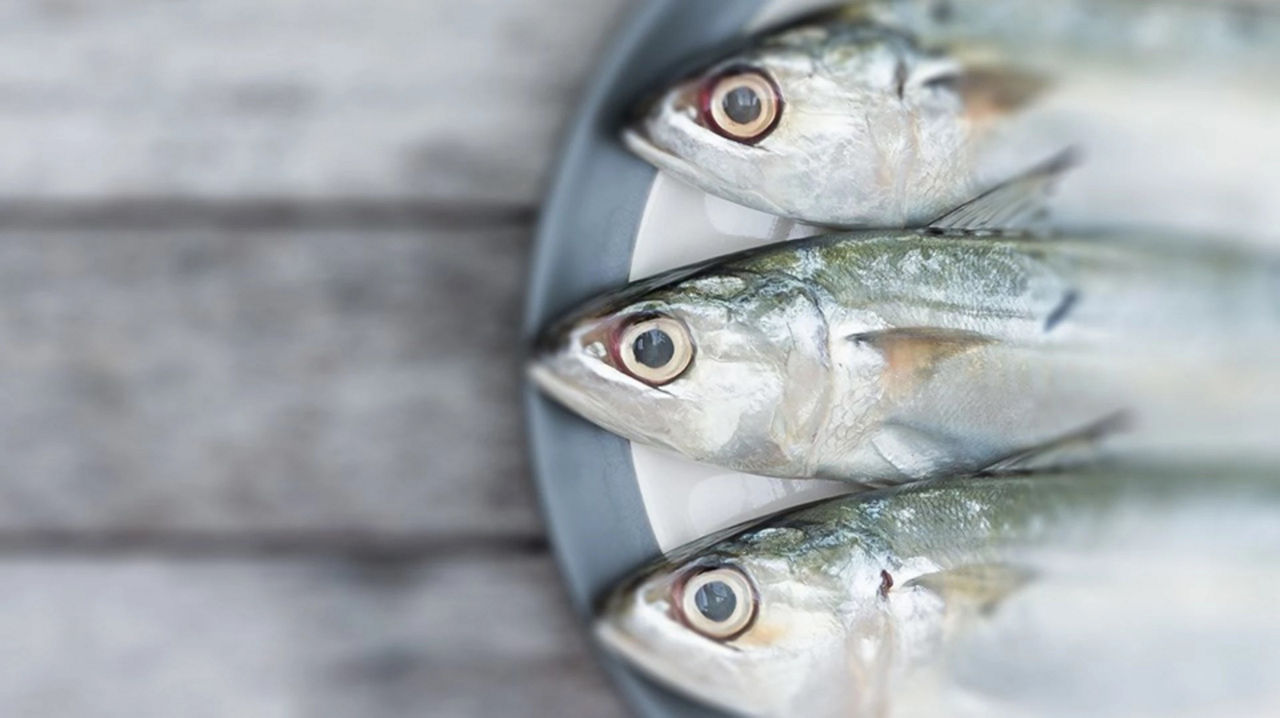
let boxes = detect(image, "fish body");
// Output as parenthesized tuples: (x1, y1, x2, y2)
(626, 0, 1280, 236)
(531, 230, 1280, 482)
(596, 464, 1280, 717)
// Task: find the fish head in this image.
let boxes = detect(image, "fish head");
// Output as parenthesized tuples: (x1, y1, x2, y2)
(595, 519, 900, 715)
(529, 269, 831, 476)
(624, 19, 982, 226)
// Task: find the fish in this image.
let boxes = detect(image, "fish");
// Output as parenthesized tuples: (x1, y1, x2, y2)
(595, 464, 1280, 717)
(624, 0, 1280, 237)
(529, 220, 1280, 483)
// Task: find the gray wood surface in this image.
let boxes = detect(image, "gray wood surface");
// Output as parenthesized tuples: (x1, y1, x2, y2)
(0, 0, 625, 204)
(0, 554, 622, 718)
(0, 0, 635, 715)
(0, 225, 538, 538)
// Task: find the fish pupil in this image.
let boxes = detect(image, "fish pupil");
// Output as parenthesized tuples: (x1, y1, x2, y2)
(694, 581, 737, 622)
(723, 86, 762, 125)
(632, 329, 675, 368)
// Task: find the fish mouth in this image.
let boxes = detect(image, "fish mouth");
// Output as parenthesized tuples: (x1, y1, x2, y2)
(526, 350, 641, 441)
(525, 358, 588, 411)
(621, 125, 715, 191)
(526, 320, 573, 394)
(526, 356, 589, 413)
(623, 119, 792, 221)
(594, 620, 752, 716)
(526, 360, 560, 398)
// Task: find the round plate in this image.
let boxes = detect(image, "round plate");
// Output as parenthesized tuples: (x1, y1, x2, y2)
(524, 2, 838, 715)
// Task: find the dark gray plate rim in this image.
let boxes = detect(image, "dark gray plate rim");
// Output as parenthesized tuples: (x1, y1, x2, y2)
(522, 1, 765, 716)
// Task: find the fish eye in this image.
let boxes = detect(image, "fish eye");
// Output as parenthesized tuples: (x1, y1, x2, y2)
(701, 68, 782, 144)
(679, 566, 757, 641)
(617, 316, 693, 385)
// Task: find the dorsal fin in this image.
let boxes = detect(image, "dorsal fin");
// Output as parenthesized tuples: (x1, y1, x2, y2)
(929, 148, 1080, 233)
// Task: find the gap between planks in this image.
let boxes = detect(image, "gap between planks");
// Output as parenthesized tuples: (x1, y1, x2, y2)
(0, 199, 537, 231)
(0, 529, 549, 561)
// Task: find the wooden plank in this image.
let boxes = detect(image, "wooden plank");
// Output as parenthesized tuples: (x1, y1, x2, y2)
(0, 0, 629, 203)
(0, 225, 539, 537)
(0, 552, 626, 718)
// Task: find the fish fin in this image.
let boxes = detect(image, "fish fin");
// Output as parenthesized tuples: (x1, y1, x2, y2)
(849, 328, 994, 398)
(904, 564, 1034, 614)
(979, 411, 1131, 475)
(928, 148, 1080, 233)
(955, 65, 1051, 119)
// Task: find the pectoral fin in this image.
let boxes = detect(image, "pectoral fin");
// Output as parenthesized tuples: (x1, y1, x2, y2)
(904, 564, 1034, 614)
(929, 148, 1080, 232)
(850, 328, 994, 398)
(956, 65, 1051, 120)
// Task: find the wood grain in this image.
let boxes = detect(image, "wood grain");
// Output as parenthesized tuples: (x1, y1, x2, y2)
(0, 0, 628, 204)
(0, 225, 540, 538)
(0, 553, 625, 718)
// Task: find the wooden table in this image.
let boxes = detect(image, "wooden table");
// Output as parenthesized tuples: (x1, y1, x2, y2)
(0, 2, 632, 715)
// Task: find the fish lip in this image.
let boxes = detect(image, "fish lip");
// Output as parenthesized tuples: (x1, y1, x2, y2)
(526, 355, 586, 412)
(623, 121, 793, 221)
(526, 343, 632, 436)
(621, 125, 709, 187)
(593, 620, 753, 716)
(525, 360, 558, 397)
(622, 125, 675, 165)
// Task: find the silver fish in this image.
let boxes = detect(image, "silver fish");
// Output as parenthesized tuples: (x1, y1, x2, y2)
(529, 228, 1280, 482)
(596, 464, 1280, 717)
(625, 1, 1280, 234)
